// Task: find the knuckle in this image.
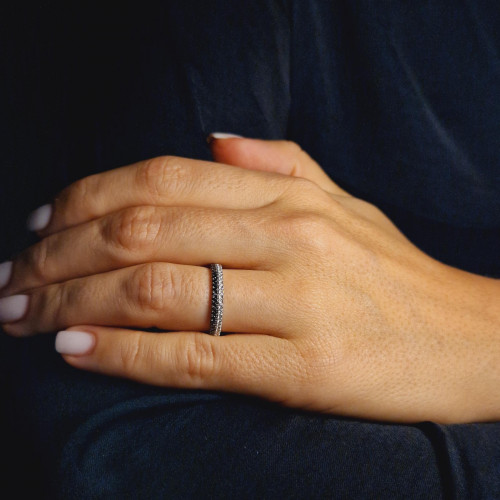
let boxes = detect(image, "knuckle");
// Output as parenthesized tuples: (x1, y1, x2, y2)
(29, 239, 51, 282)
(355, 198, 378, 214)
(276, 212, 335, 255)
(295, 175, 330, 201)
(131, 262, 179, 314)
(64, 176, 95, 216)
(138, 156, 191, 200)
(43, 282, 71, 327)
(290, 339, 342, 400)
(107, 206, 162, 253)
(290, 175, 314, 191)
(182, 335, 218, 382)
(72, 176, 91, 203)
(55, 176, 88, 207)
(119, 333, 147, 374)
(281, 175, 326, 205)
(363, 200, 385, 220)
(300, 342, 335, 380)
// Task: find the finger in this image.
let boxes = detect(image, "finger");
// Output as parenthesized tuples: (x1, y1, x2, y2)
(208, 135, 350, 196)
(1, 263, 287, 337)
(4, 206, 277, 296)
(55, 327, 299, 402)
(34, 156, 293, 236)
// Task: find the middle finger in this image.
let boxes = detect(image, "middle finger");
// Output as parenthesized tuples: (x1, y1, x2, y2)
(3, 206, 280, 296)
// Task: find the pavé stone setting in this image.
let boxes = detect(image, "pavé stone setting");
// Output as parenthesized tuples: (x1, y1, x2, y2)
(209, 264, 224, 336)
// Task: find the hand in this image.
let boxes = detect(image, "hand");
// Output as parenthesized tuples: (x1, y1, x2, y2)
(1, 137, 499, 423)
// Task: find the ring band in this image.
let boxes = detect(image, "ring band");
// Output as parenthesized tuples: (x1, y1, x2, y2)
(209, 264, 224, 336)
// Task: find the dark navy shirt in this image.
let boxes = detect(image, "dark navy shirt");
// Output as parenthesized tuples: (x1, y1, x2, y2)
(1, 2, 499, 498)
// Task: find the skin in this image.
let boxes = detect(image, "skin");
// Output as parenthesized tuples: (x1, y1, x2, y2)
(1, 137, 499, 424)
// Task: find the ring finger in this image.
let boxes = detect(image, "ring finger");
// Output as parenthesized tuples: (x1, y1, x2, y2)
(1, 262, 287, 337)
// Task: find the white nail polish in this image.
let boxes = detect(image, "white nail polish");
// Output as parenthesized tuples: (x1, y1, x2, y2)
(0, 294, 29, 323)
(209, 132, 243, 139)
(27, 204, 53, 231)
(55, 330, 95, 355)
(0, 261, 13, 289)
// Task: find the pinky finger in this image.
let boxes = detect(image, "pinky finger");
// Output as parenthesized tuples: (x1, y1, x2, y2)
(55, 326, 298, 401)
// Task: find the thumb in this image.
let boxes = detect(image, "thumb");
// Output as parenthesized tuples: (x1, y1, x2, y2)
(207, 133, 349, 196)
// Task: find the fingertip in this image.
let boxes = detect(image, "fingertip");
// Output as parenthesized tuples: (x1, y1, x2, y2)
(207, 133, 247, 162)
(55, 329, 96, 356)
(27, 204, 53, 232)
(208, 134, 270, 171)
(206, 132, 244, 144)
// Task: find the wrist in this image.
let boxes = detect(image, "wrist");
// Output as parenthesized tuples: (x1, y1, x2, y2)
(426, 262, 500, 422)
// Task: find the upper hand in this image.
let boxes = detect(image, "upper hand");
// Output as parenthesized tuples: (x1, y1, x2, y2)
(1, 137, 498, 423)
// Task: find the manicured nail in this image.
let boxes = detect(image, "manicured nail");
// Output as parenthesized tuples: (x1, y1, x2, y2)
(0, 261, 13, 289)
(0, 294, 29, 323)
(55, 330, 95, 355)
(207, 132, 243, 144)
(27, 204, 52, 231)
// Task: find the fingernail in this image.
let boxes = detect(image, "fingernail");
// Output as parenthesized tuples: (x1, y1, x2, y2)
(27, 204, 53, 231)
(0, 261, 13, 289)
(55, 330, 95, 356)
(0, 294, 29, 323)
(207, 132, 243, 144)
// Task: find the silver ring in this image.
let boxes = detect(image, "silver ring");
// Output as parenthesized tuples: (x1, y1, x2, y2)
(209, 264, 224, 336)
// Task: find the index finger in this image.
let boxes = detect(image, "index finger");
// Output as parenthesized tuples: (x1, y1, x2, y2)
(30, 156, 294, 236)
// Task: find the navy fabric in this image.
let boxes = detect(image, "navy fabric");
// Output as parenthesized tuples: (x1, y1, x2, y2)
(1, 2, 499, 498)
